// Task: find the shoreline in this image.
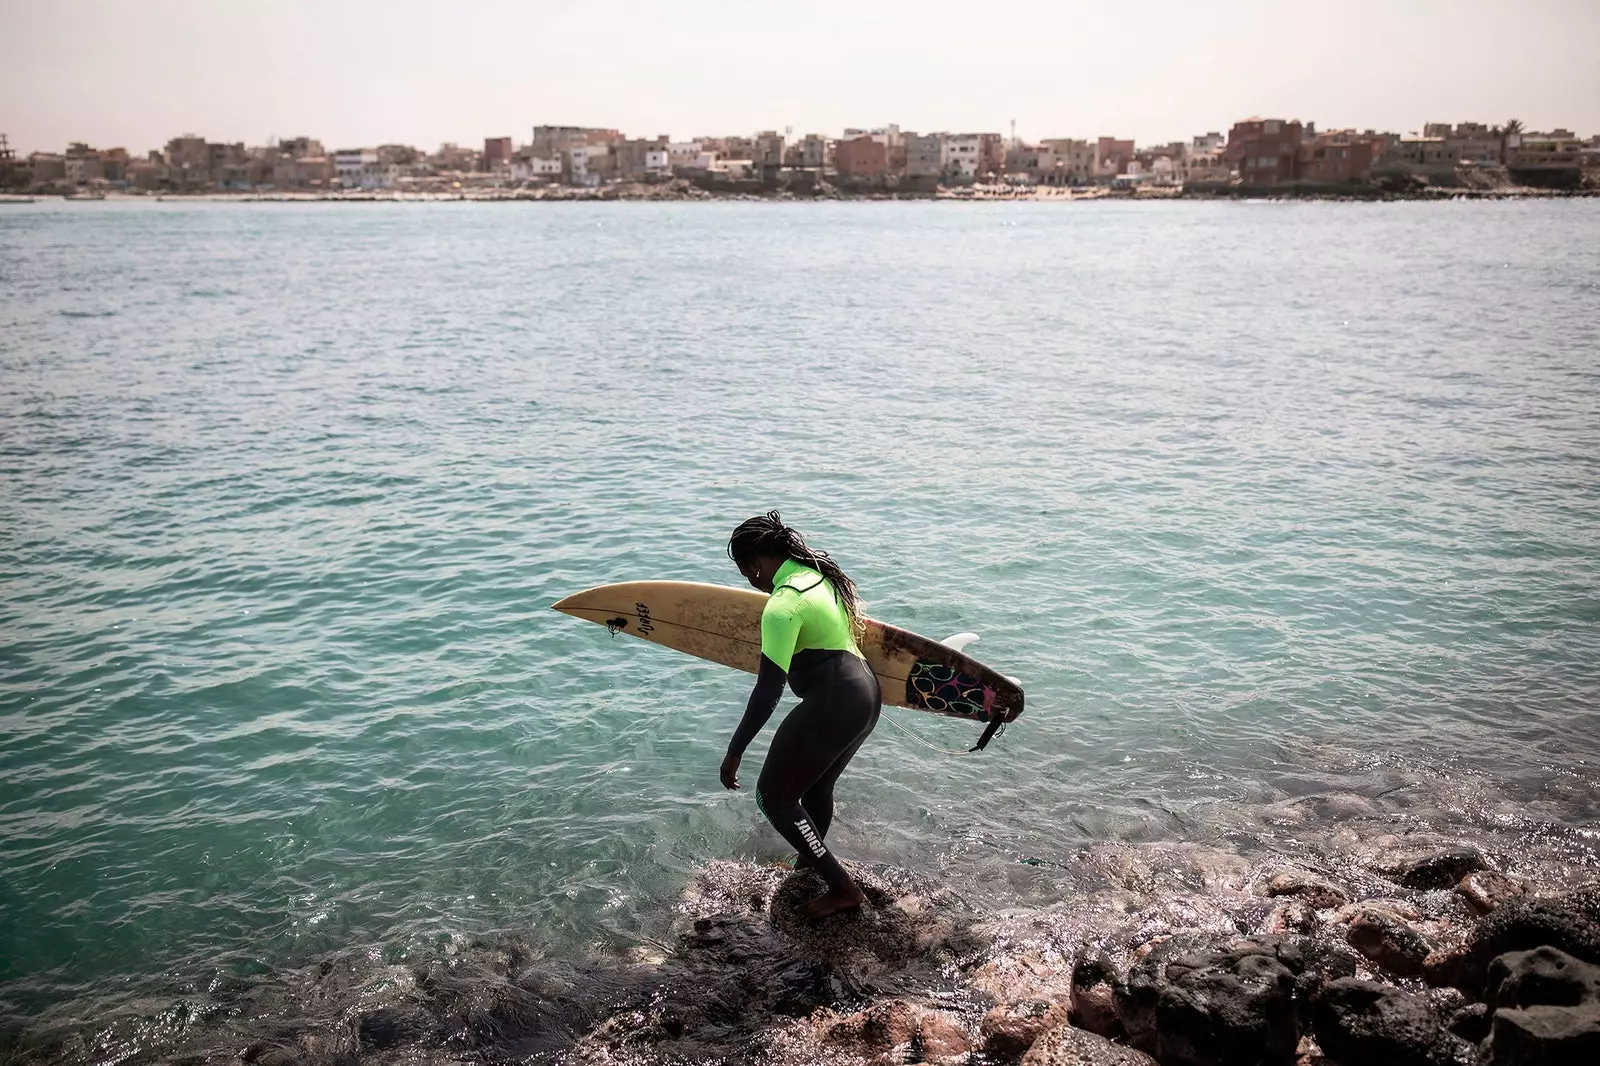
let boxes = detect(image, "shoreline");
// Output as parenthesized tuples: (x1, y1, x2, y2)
(10, 182, 1598, 206)
(5, 743, 1596, 1066)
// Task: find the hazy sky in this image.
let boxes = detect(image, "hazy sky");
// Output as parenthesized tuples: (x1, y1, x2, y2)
(5, 0, 1598, 154)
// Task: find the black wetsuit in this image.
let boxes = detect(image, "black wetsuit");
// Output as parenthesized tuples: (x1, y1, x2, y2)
(726, 562, 881, 891)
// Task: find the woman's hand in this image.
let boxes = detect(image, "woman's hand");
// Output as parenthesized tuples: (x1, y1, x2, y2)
(720, 752, 741, 790)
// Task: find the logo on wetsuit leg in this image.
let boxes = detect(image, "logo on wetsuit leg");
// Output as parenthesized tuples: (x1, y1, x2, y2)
(795, 818, 827, 858)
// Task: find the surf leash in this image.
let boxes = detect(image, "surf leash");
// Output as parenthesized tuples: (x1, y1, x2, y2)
(879, 709, 1006, 756)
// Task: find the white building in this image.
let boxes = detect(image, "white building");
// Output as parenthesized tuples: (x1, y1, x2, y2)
(943, 134, 982, 181)
(644, 148, 671, 177)
(511, 156, 562, 182)
(334, 149, 393, 189)
(667, 141, 703, 167)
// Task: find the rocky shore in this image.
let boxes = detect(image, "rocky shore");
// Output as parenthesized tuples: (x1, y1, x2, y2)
(11, 823, 1597, 1066)
(29, 175, 1600, 205)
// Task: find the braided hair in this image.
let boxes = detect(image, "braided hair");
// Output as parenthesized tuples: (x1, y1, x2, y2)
(727, 511, 864, 634)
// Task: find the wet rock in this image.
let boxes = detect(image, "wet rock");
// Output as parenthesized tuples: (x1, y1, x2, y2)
(1069, 953, 1122, 1039)
(1377, 845, 1488, 891)
(1474, 947, 1600, 1064)
(1112, 933, 1213, 1054)
(1309, 977, 1468, 1066)
(981, 999, 1068, 1060)
(821, 1000, 970, 1065)
(1427, 986, 1469, 1018)
(1268, 869, 1351, 911)
(1484, 946, 1600, 1010)
(1446, 1002, 1490, 1043)
(1346, 906, 1434, 978)
(357, 1004, 431, 1050)
(767, 867, 978, 987)
(918, 1009, 974, 1063)
(1480, 1003, 1600, 1065)
(1456, 870, 1528, 917)
(1020, 1024, 1158, 1066)
(1265, 900, 1321, 936)
(1154, 938, 1302, 1066)
(1424, 883, 1600, 993)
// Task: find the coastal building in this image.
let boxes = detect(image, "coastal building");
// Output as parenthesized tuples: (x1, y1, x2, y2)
(334, 149, 396, 189)
(1298, 129, 1375, 184)
(1182, 133, 1230, 184)
(752, 131, 785, 178)
(904, 133, 944, 180)
(791, 134, 828, 170)
(1507, 130, 1585, 168)
(835, 135, 887, 183)
(483, 137, 513, 172)
(29, 152, 66, 186)
(1391, 136, 1456, 166)
(1040, 139, 1094, 184)
(667, 141, 703, 170)
(531, 126, 622, 158)
(942, 133, 1002, 183)
(614, 136, 671, 181)
(64, 143, 104, 186)
(1226, 118, 1304, 185)
(510, 155, 562, 182)
(1093, 136, 1135, 179)
(273, 154, 333, 189)
(1425, 122, 1500, 165)
(278, 136, 325, 160)
(432, 143, 481, 171)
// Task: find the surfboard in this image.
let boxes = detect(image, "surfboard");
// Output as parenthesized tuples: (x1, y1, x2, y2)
(552, 581, 1024, 746)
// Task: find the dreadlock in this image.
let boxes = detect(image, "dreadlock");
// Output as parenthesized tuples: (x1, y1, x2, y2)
(727, 511, 864, 635)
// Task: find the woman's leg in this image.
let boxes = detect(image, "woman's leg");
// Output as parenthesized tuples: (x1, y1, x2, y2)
(756, 657, 879, 914)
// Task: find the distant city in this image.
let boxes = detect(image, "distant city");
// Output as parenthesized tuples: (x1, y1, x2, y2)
(3, 118, 1597, 198)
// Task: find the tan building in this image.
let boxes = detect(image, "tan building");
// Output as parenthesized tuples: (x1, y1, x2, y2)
(614, 136, 670, 180)
(904, 133, 944, 180)
(1508, 130, 1584, 168)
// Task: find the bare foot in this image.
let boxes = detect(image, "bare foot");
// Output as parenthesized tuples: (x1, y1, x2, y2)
(803, 884, 866, 920)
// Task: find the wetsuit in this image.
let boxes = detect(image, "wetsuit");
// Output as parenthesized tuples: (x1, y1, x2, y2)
(726, 559, 881, 892)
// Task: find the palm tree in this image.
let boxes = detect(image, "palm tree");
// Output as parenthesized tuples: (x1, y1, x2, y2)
(1500, 119, 1524, 164)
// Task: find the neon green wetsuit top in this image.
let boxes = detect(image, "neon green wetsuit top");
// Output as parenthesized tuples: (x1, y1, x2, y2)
(760, 559, 863, 672)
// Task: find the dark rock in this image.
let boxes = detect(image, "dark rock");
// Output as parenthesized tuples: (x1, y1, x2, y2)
(356, 1005, 431, 1050)
(1268, 869, 1351, 910)
(1378, 846, 1489, 891)
(1480, 1004, 1600, 1065)
(1426, 884, 1600, 993)
(1021, 1024, 1159, 1065)
(1155, 939, 1301, 1066)
(1347, 906, 1434, 978)
(1484, 947, 1600, 1011)
(1071, 953, 1122, 1039)
(1475, 947, 1600, 1064)
(1446, 1002, 1490, 1044)
(1457, 871, 1528, 917)
(1310, 977, 1469, 1066)
(1428, 986, 1469, 1018)
(981, 1000, 1069, 1061)
(1113, 933, 1213, 1054)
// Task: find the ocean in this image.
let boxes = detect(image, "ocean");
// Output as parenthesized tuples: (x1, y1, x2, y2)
(2, 198, 1598, 1059)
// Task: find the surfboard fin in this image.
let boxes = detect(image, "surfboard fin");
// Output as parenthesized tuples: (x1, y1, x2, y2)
(941, 632, 979, 653)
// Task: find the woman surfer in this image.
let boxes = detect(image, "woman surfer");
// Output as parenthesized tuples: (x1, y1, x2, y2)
(720, 512, 881, 919)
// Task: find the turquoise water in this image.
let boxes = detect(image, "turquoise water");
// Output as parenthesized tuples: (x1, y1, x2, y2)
(2, 199, 1599, 1042)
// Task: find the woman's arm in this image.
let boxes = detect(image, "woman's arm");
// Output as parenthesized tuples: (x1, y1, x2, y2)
(721, 591, 801, 789)
(725, 654, 788, 765)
